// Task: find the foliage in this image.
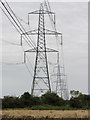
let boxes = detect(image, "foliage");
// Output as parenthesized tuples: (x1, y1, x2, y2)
(32, 96, 42, 105)
(41, 92, 65, 106)
(2, 90, 90, 110)
(70, 90, 82, 98)
(20, 92, 33, 107)
(30, 105, 77, 110)
(70, 97, 82, 108)
(69, 92, 89, 109)
(2, 96, 21, 109)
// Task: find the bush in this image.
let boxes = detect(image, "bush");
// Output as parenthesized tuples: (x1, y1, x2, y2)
(20, 92, 33, 107)
(2, 96, 20, 109)
(41, 92, 64, 106)
(2, 91, 90, 109)
(70, 97, 82, 108)
(32, 96, 42, 105)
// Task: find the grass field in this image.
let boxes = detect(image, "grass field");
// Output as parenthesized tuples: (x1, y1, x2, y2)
(1, 110, 88, 119)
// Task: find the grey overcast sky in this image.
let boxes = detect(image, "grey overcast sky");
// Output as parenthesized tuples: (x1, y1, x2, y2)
(0, 2, 88, 98)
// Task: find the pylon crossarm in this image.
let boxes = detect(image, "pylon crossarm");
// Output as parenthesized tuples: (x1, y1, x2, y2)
(25, 49, 36, 52)
(34, 89, 49, 90)
(51, 73, 66, 76)
(24, 48, 58, 53)
(22, 29, 62, 35)
(45, 29, 62, 35)
(28, 10, 55, 14)
(22, 29, 38, 35)
(46, 48, 58, 52)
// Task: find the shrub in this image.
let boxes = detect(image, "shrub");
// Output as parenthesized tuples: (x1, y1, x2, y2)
(20, 92, 33, 107)
(2, 96, 20, 109)
(32, 96, 42, 105)
(41, 92, 64, 106)
(70, 97, 82, 108)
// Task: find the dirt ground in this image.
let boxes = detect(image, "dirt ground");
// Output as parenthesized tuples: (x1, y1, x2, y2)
(1, 110, 88, 119)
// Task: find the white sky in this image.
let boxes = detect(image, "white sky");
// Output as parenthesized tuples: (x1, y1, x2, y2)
(1, 0, 89, 2)
(0, 1, 88, 98)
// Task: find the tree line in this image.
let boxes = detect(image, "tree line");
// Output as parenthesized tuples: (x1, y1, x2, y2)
(2, 90, 90, 109)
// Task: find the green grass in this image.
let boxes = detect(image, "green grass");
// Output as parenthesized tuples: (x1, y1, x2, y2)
(2, 105, 88, 110)
(30, 105, 88, 110)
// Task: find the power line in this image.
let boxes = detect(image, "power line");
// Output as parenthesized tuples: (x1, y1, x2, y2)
(0, 0, 36, 75)
(0, 0, 36, 49)
(1, 0, 69, 99)
(24, 63, 33, 77)
(1, 62, 24, 65)
(0, 5, 33, 48)
(0, 6, 21, 34)
(4, 0, 35, 45)
(4, 0, 47, 60)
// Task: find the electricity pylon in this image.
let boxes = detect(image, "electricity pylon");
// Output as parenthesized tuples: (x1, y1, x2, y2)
(1, 0, 68, 99)
(44, 0, 69, 99)
(22, 3, 61, 96)
(56, 52, 69, 100)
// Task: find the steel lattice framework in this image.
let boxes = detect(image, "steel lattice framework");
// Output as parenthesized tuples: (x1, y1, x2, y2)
(23, 3, 61, 96)
(0, 0, 69, 99)
(31, 4, 51, 95)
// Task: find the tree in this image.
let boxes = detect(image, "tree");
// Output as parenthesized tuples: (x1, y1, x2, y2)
(20, 92, 33, 107)
(41, 92, 64, 106)
(2, 96, 20, 109)
(77, 94, 89, 109)
(70, 90, 82, 98)
(32, 96, 42, 105)
(69, 93, 90, 109)
(70, 97, 82, 108)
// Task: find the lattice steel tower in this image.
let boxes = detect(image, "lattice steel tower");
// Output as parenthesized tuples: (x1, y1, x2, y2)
(22, 2, 65, 97)
(31, 4, 51, 94)
(23, 3, 60, 96)
(31, 4, 51, 95)
(0, 0, 68, 99)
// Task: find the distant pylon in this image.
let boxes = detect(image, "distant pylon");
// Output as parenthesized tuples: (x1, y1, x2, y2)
(56, 52, 69, 100)
(44, 0, 69, 99)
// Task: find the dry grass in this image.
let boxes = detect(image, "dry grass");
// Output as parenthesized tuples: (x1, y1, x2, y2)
(1, 110, 88, 118)
(0, 110, 2, 119)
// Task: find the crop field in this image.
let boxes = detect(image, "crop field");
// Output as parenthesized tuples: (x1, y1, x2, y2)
(1, 110, 89, 120)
